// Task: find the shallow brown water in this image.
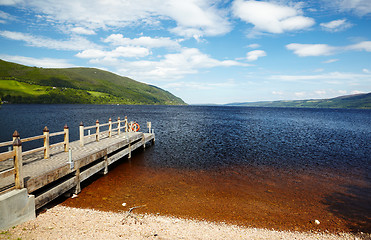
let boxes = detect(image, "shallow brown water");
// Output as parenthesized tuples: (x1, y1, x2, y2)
(62, 152, 370, 233)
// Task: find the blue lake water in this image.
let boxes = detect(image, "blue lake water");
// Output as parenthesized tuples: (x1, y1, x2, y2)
(1, 104, 370, 172)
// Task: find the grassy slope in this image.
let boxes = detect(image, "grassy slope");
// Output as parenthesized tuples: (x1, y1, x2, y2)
(0, 80, 128, 104)
(0, 59, 185, 105)
(226, 93, 371, 109)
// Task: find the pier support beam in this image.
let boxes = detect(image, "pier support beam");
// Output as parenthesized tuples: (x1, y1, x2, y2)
(103, 155, 108, 175)
(128, 143, 132, 159)
(74, 167, 81, 194)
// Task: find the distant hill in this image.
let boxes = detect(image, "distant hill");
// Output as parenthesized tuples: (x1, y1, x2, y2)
(0, 59, 186, 105)
(226, 93, 371, 109)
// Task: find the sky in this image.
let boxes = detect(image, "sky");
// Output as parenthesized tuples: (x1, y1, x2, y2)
(0, 0, 370, 104)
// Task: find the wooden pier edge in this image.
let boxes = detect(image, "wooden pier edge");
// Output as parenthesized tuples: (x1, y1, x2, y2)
(32, 132, 154, 210)
(0, 118, 155, 212)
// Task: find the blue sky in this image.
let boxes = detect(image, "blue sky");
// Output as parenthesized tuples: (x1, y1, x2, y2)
(0, 0, 370, 104)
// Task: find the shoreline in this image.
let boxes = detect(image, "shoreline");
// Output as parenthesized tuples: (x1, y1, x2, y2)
(4, 205, 366, 240)
(61, 162, 370, 233)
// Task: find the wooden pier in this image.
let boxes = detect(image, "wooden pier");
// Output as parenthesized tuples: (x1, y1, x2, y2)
(0, 116, 155, 210)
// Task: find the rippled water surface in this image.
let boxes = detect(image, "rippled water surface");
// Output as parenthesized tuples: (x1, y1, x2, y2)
(2, 104, 369, 170)
(1, 104, 370, 232)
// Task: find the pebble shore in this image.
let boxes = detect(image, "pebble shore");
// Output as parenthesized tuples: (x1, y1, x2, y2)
(3, 205, 367, 240)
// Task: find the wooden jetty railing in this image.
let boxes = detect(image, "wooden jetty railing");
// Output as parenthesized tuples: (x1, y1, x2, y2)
(0, 116, 154, 200)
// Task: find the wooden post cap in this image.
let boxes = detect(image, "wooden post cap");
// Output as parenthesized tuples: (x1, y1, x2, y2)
(80, 122, 84, 126)
(43, 126, 49, 132)
(96, 120, 99, 124)
(13, 138, 22, 146)
(118, 117, 120, 120)
(64, 124, 69, 129)
(13, 130, 20, 138)
(109, 118, 112, 121)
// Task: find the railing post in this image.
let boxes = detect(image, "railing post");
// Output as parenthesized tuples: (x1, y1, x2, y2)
(64, 124, 69, 152)
(43, 126, 50, 159)
(129, 121, 134, 132)
(147, 122, 152, 133)
(79, 122, 84, 147)
(117, 117, 121, 135)
(96, 120, 100, 142)
(13, 130, 20, 142)
(13, 138, 24, 189)
(109, 118, 112, 138)
(125, 116, 128, 132)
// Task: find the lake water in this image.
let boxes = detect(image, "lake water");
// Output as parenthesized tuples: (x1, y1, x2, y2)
(1, 104, 370, 232)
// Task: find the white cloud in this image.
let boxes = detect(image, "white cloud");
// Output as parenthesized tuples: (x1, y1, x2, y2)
(0, 0, 22, 5)
(331, 0, 371, 15)
(160, 0, 231, 37)
(290, 89, 354, 99)
(271, 71, 371, 82)
(246, 50, 266, 61)
(104, 34, 181, 49)
(75, 49, 106, 59)
(164, 79, 236, 91)
(363, 68, 370, 73)
(0, 10, 16, 23)
(323, 59, 339, 63)
(0, 30, 100, 51)
(351, 90, 366, 94)
(101, 48, 249, 81)
(320, 19, 352, 32)
(314, 90, 326, 95)
(347, 41, 371, 52)
(247, 43, 260, 49)
(0, 54, 74, 68)
(272, 91, 284, 95)
(76, 46, 150, 59)
(286, 43, 337, 57)
(287, 41, 371, 57)
(71, 27, 96, 35)
(15, 0, 231, 38)
(232, 0, 315, 35)
(294, 91, 306, 97)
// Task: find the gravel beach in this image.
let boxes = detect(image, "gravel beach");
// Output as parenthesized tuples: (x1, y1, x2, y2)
(2, 205, 367, 240)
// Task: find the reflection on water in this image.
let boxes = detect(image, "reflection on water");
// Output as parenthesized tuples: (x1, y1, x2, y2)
(1, 104, 370, 232)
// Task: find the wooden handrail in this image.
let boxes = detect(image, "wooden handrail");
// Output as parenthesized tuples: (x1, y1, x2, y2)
(99, 122, 110, 127)
(84, 125, 96, 130)
(0, 151, 15, 162)
(21, 135, 44, 143)
(49, 131, 65, 137)
(79, 117, 129, 146)
(0, 116, 150, 195)
(23, 146, 45, 156)
(0, 140, 13, 148)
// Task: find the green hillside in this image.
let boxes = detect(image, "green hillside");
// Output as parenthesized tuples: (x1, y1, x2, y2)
(0, 59, 186, 105)
(226, 93, 371, 109)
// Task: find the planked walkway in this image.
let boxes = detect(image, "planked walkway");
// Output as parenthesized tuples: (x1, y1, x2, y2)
(0, 131, 154, 209)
